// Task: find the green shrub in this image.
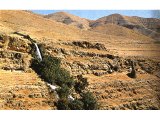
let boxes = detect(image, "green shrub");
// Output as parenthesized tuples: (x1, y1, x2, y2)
(81, 92, 98, 110)
(32, 53, 75, 87)
(68, 99, 84, 110)
(42, 55, 61, 68)
(55, 68, 74, 88)
(56, 85, 70, 99)
(31, 55, 61, 84)
(74, 75, 88, 93)
(56, 99, 70, 110)
(128, 69, 136, 78)
(127, 61, 136, 78)
(31, 43, 98, 110)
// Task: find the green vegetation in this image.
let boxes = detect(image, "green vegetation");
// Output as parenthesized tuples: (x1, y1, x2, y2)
(31, 55, 61, 84)
(31, 43, 98, 110)
(68, 99, 84, 110)
(128, 69, 136, 78)
(56, 85, 70, 99)
(56, 99, 70, 110)
(154, 41, 160, 44)
(127, 61, 136, 78)
(55, 68, 74, 88)
(74, 75, 88, 93)
(81, 92, 98, 110)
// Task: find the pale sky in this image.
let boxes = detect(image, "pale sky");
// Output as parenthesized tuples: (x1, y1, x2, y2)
(32, 10, 154, 20)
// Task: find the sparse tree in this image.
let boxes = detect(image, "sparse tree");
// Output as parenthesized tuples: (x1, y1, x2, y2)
(74, 75, 89, 93)
(127, 61, 136, 78)
(56, 99, 70, 110)
(81, 92, 98, 110)
(68, 99, 84, 110)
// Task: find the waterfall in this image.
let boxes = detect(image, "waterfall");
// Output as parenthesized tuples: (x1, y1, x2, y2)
(68, 95, 75, 101)
(47, 83, 75, 101)
(47, 83, 59, 99)
(47, 83, 58, 90)
(34, 43, 42, 61)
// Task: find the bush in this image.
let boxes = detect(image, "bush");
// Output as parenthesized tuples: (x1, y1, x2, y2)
(68, 99, 84, 110)
(128, 69, 136, 78)
(81, 92, 98, 110)
(56, 99, 70, 110)
(74, 75, 89, 93)
(55, 68, 74, 88)
(56, 85, 70, 99)
(31, 55, 61, 84)
(127, 61, 136, 78)
(32, 53, 74, 87)
(31, 43, 98, 110)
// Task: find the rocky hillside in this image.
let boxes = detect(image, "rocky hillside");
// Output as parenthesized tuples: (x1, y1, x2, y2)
(0, 10, 160, 110)
(0, 33, 57, 110)
(40, 39, 160, 110)
(90, 23, 152, 40)
(90, 14, 160, 40)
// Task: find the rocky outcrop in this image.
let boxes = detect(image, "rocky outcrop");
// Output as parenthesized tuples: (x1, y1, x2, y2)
(45, 42, 160, 78)
(0, 33, 33, 72)
(0, 50, 31, 71)
(0, 33, 31, 53)
(72, 41, 106, 50)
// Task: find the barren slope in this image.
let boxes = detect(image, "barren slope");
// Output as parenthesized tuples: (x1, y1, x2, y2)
(0, 70, 57, 110)
(44, 12, 91, 30)
(90, 14, 160, 40)
(1, 10, 159, 59)
(90, 23, 152, 40)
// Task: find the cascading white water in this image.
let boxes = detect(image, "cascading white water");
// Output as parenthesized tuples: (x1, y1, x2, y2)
(47, 83, 58, 90)
(34, 43, 42, 61)
(47, 83, 75, 101)
(68, 95, 75, 101)
(47, 83, 59, 99)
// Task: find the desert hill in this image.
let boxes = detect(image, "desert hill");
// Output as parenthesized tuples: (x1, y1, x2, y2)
(90, 23, 151, 40)
(1, 10, 157, 58)
(44, 11, 91, 30)
(0, 10, 160, 110)
(43, 12, 160, 40)
(90, 14, 160, 40)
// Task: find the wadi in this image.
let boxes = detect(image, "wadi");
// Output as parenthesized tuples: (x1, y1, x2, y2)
(0, 10, 160, 110)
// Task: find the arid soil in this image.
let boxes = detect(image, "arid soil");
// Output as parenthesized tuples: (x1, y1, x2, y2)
(0, 10, 160, 110)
